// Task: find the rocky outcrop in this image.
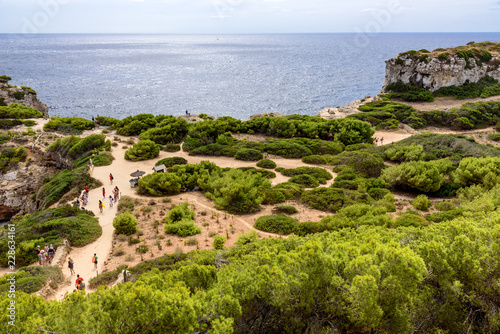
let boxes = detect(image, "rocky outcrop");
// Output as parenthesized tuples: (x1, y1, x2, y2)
(0, 82, 49, 115)
(315, 96, 378, 119)
(382, 49, 500, 92)
(0, 147, 64, 221)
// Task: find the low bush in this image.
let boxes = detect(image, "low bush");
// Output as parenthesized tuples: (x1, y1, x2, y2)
(44, 117, 94, 134)
(0, 205, 100, 267)
(273, 182, 304, 199)
(487, 133, 500, 142)
(434, 201, 456, 211)
(234, 148, 263, 161)
(212, 235, 226, 250)
(301, 187, 370, 213)
(426, 208, 464, 223)
(289, 174, 320, 188)
(164, 144, 181, 152)
(254, 215, 298, 235)
(330, 150, 385, 178)
(124, 140, 162, 161)
(155, 157, 188, 168)
(301, 155, 336, 165)
(89, 265, 128, 289)
(34, 166, 102, 209)
(261, 188, 287, 205)
(0, 146, 27, 173)
(138, 173, 183, 196)
(162, 203, 194, 224)
(272, 205, 299, 215)
(164, 220, 201, 237)
(411, 195, 432, 211)
(279, 166, 333, 184)
(0, 267, 63, 294)
(0, 103, 42, 119)
(394, 213, 429, 227)
(256, 159, 277, 169)
(113, 212, 138, 236)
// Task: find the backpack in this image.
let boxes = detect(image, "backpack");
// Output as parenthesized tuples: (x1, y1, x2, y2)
(92, 256, 95, 263)
(79, 282, 85, 290)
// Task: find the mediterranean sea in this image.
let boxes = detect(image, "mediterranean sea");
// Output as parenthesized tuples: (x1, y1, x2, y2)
(1, 33, 499, 120)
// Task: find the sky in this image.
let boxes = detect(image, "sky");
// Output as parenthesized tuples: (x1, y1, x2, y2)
(0, 0, 499, 34)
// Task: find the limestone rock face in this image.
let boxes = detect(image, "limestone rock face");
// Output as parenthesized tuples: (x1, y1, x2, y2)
(382, 54, 500, 92)
(0, 148, 64, 221)
(0, 83, 49, 115)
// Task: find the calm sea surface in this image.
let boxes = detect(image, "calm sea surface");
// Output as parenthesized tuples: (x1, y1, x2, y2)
(1, 33, 499, 120)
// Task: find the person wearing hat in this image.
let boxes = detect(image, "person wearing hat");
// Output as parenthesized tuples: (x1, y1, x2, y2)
(36, 245, 42, 265)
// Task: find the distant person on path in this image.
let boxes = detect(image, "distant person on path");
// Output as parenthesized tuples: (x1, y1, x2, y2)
(76, 197, 80, 209)
(48, 244, 55, 263)
(99, 200, 104, 213)
(109, 195, 114, 208)
(380, 137, 384, 145)
(36, 245, 42, 265)
(75, 275, 85, 290)
(84, 185, 89, 193)
(91, 116, 94, 122)
(68, 257, 75, 275)
(92, 253, 98, 269)
(102, 187, 106, 199)
(109, 173, 114, 184)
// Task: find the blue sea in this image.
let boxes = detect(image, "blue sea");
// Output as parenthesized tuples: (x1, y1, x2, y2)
(1, 33, 500, 120)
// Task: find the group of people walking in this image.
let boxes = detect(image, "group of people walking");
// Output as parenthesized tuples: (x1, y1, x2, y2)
(36, 244, 55, 266)
(69, 253, 98, 292)
(98, 185, 120, 213)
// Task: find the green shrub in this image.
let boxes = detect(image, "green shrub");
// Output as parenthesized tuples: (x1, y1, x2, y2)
(0, 103, 42, 119)
(164, 220, 201, 237)
(0, 205, 100, 267)
(138, 172, 182, 196)
(411, 195, 432, 211)
(279, 166, 333, 184)
(289, 174, 320, 188)
(368, 188, 391, 200)
(113, 212, 138, 236)
(301, 187, 369, 213)
(138, 117, 189, 144)
(44, 117, 94, 134)
(382, 159, 453, 193)
(394, 213, 428, 227)
(212, 235, 227, 250)
(67, 134, 106, 158)
(301, 155, 336, 165)
(487, 133, 500, 142)
(426, 208, 464, 223)
(234, 148, 263, 161)
(434, 201, 456, 211)
(203, 169, 270, 214)
(0, 146, 27, 173)
(0, 132, 10, 144)
(162, 202, 194, 224)
(453, 157, 500, 188)
(88, 265, 128, 289)
(330, 151, 385, 178)
(261, 188, 287, 205)
(254, 215, 298, 235)
(0, 267, 63, 294)
(155, 157, 188, 168)
(385, 144, 425, 162)
(273, 182, 304, 199)
(256, 159, 277, 169)
(125, 140, 162, 161)
(272, 205, 299, 215)
(164, 144, 181, 152)
(34, 167, 102, 209)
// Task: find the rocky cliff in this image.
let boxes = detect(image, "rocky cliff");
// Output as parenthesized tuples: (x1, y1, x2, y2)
(0, 146, 67, 221)
(382, 42, 500, 92)
(0, 76, 49, 115)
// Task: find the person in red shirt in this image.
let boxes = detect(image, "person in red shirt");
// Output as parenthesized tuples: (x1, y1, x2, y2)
(84, 185, 89, 193)
(75, 274, 83, 288)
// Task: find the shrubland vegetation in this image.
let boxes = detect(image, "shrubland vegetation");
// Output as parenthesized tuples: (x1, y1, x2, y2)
(124, 139, 162, 161)
(354, 100, 500, 130)
(0, 145, 27, 173)
(0, 205, 100, 267)
(0, 103, 42, 119)
(44, 117, 94, 135)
